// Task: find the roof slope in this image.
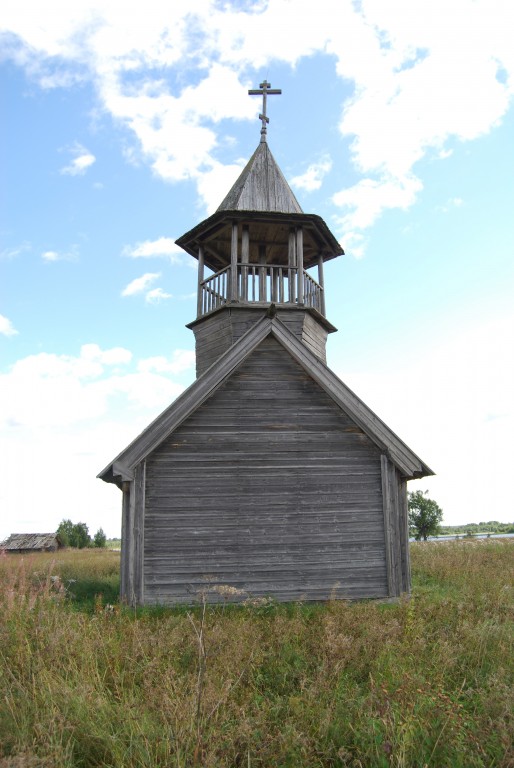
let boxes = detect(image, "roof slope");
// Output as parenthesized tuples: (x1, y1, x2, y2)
(1, 533, 61, 550)
(217, 142, 303, 214)
(98, 316, 433, 485)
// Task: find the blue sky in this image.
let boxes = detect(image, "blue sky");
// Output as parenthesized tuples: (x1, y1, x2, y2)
(1, 0, 513, 539)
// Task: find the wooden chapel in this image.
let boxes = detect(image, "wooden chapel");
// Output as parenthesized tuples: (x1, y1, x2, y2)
(99, 81, 433, 606)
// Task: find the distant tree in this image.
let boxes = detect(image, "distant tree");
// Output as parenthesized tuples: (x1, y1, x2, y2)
(408, 490, 443, 541)
(93, 527, 107, 548)
(57, 519, 91, 548)
(57, 519, 75, 547)
(73, 522, 91, 549)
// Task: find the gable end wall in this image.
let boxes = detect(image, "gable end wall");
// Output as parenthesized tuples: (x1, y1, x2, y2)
(141, 337, 391, 605)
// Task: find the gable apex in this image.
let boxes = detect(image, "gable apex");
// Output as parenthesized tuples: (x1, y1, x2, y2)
(98, 317, 433, 486)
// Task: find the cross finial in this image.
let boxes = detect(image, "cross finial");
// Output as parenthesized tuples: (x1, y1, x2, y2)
(248, 80, 282, 143)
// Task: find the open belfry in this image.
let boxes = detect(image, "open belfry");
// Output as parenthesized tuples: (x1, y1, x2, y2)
(99, 82, 433, 606)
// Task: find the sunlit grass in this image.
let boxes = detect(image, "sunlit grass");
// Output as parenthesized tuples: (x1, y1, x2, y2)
(0, 540, 512, 767)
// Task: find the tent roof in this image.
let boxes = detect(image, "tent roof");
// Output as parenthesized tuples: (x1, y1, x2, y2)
(217, 141, 303, 214)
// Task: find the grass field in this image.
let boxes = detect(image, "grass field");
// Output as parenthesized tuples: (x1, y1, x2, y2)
(0, 540, 513, 767)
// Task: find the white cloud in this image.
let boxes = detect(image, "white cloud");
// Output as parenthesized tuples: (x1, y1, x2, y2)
(60, 142, 96, 176)
(333, 174, 423, 232)
(2, 0, 514, 227)
(41, 246, 78, 262)
(339, 231, 367, 260)
(121, 272, 160, 297)
(42, 250, 60, 262)
(0, 341, 192, 538)
(145, 287, 172, 304)
(138, 349, 195, 375)
(328, 0, 514, 242)
(291, 156, 332, 192)
(437, 197, 464, 213)
(0, 314, 18, 337)
(334, 308, 514, 525)
(195, 159, 246, 214)
(123, 237, 183, 263)
(0, 242, 31, 260)
(80, 343, 132, 366)
(0, 343, 150, 429)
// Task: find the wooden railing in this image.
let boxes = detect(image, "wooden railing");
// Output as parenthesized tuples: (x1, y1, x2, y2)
(199, 265, 230, 315)
(303, 271, 323, 313)
(199, 263, 323, 317)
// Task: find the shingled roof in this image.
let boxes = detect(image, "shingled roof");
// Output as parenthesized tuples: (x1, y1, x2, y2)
(1, 533, 62, 551)
(217, 141, 303, 214)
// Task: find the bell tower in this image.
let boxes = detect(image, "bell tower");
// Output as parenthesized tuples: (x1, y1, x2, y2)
(175, 81, 344, 376)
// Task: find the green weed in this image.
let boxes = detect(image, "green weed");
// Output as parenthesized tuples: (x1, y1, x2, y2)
(0, 540, 512, 767)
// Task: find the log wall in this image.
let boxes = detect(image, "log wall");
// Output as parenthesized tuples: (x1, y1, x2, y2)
(190, 306, 330, 376)
(140, 337, 391, 604)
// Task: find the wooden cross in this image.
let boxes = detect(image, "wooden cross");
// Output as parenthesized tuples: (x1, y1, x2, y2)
(248, 80, 282, 142)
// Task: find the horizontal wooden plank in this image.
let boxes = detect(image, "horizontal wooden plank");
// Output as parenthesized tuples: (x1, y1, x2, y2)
(143, 335, 388, 604)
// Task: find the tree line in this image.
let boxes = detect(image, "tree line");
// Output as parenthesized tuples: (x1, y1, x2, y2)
(408, 491, 513, 540)
(57, 520, 106, 549)
(439, 521, 514, 535)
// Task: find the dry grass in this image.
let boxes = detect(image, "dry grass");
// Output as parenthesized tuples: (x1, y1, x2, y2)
(0, 540, 513, 767)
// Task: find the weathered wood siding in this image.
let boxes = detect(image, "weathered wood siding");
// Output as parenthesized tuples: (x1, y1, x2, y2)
(301, 312, 328, 363)
(381, 455, 411, 596)
(142, 336, 388, 604)
(120, 464, 145, 605)
(191, 306, 329, 376)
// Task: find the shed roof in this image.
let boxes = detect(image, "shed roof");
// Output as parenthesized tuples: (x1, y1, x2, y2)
(1, 533, 61, 550)
(98, 316, 433, 486)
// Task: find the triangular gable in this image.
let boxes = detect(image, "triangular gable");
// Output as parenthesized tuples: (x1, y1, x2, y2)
(98, 316, 433, 485)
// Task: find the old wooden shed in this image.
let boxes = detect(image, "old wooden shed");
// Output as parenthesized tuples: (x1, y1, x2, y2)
(1, 533, 63, 554)
(99, 82, 433, 606)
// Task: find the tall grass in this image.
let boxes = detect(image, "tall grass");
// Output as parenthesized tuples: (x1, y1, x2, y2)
(0, 540, 512, 767)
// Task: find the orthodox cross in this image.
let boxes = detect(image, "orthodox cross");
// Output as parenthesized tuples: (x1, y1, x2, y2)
(248, 80, 281, 142)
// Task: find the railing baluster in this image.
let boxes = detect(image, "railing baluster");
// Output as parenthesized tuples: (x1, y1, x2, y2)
(197, 263, 322, 317)
(272, 266, 278, 302)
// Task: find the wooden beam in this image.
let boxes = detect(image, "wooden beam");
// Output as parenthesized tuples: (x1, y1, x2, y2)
(197, 245, 205, 317)
(113, 461, 133, 481)
(128, 477, 135, 606)
(296, 227, 304, 304)
(288, 228, 296, 303)
(203, 243, 226, 271)
(230, 222, 238, 301)
(241, 225, 249, 302)
(120, 482, 131, 602)
(317, 255, 326, 316)
(398, 476, 411, 593)
(133, 461, 145, 605)
(258, 244, 266, 301)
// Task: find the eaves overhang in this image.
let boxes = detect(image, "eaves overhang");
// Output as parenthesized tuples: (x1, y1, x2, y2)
(175, 210, 344, 272)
